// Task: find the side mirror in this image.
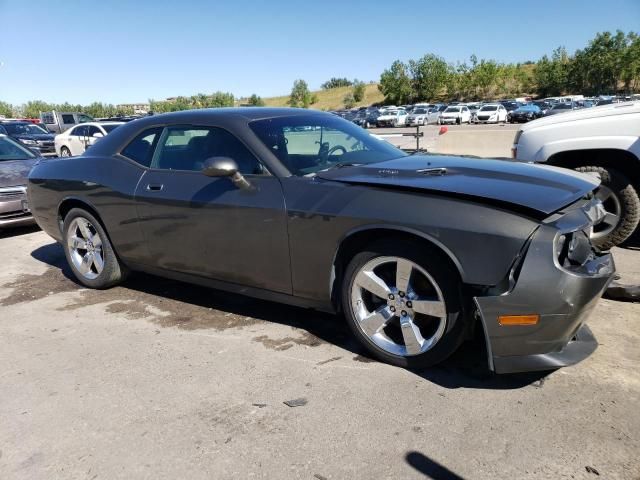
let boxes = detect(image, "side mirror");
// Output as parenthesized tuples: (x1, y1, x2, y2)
(202, 156, 238, 177)
(202, 157, 251, 190)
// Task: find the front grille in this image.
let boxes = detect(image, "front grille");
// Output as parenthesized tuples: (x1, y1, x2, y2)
(478, 115, 490, 120)
(37, 140, 54, 146)
(0, 186, 26, 200)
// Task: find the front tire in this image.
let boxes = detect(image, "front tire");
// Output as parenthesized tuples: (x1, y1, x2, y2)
(63, 208, 128, 289)
(60, 146, 71, 157)
(341, 240, 466, 368)
(576, 166, 640, 249)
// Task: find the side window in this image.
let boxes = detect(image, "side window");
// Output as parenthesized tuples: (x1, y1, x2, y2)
(0, 125, 7, 134)
(87, 125, 101, 137)
(78, 114, 93, 123)
(153, 126, 263, 175)
(71, 125, 88, 137)
(61, 114, 75, 124)
(121, 127, 162, 167)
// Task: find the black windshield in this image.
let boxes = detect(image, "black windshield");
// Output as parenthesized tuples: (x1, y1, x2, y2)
(3, 123, 49, 135)
(0, 135, 37, 161)
(250, 115, 405, 176)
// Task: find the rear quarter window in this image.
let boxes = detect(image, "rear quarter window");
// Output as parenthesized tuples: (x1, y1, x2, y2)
(120, 128, 163, 167)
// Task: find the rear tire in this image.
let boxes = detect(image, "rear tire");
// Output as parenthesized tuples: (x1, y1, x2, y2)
(62, 208, 128, 289)
(341, 239, 466, 369)
(576, 166, 640, 249)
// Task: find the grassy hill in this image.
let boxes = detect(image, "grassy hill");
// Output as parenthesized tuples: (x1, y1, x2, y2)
(260, 83, 384, 111)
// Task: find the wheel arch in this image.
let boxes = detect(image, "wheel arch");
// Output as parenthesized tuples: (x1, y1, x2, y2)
(57, 197, 106, 236)
(330, 225, 465, 311)
(547, 148, 640, 190)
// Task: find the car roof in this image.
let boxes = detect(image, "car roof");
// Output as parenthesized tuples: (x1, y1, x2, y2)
(145, 107, 326, 124)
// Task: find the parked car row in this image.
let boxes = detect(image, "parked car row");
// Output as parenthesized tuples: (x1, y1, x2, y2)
(332, 93, 639, 129)
(0, 118, 125, 158)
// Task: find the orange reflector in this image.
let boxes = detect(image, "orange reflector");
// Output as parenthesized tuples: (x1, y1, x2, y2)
(498, 314, 539, 326)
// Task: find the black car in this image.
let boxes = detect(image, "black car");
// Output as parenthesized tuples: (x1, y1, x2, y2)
(544, 102, 579, 116)
(0, 121, 56, 157)
(28, 108, 614, 374)
(533, 101, 553, 115)
(508, 105, 543, 123)
(353, 109, 380, 128)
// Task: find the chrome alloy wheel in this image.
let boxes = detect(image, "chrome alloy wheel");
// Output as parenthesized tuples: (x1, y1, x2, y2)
(67, 217, 104, 280)
(350, 256, 447, 357)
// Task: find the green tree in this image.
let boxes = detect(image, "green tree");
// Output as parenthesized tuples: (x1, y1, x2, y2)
(321, 77, 353, 89)
(22, 101, 58, 119)
(288, 79, 312, 108)
(352, 79, 366, 102)
(621, 32, 640, 92)
(409, 54, 450, 101)
(205, 91, 235, 107)
(569, 30, 629, 94)
(0, 101, 14, 117)
(535, 47, 570, 97)
(247, 94, 265, 106)
(378, 60, 412, 104)
(343, 93, 355, 109)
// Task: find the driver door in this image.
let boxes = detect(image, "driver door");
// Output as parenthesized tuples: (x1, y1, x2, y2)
(134, 125, 291, 294)
(69, 125, 88, 156)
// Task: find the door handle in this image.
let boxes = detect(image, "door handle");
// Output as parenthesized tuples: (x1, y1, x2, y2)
(146, 184, 164, 191)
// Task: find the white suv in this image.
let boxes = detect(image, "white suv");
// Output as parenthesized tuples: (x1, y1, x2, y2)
(439, 105, 471, 125)
(513, 102, 640, 249)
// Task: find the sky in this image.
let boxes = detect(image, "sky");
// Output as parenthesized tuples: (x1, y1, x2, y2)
(0, 0, 639, 105)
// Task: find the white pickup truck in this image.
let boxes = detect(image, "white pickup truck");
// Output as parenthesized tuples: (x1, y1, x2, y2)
(513, 102, 640, 249)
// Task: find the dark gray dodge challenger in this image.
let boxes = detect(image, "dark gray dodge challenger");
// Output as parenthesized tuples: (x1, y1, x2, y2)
(28, 108, 615, 373)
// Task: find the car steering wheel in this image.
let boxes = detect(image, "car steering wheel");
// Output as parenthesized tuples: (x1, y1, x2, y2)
(328, 145, 347, 156)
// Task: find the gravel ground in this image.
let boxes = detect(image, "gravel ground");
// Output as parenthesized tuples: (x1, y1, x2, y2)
(0, 226, 638, 480)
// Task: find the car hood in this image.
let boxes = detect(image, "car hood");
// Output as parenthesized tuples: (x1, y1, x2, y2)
(316, 155, 599, 215)
(14, 133, 55, 141)
(0, 158, 38, 188)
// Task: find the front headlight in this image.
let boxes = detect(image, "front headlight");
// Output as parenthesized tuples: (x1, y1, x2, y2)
(555, 230, 594, 269)
(20, 139, 37, 145)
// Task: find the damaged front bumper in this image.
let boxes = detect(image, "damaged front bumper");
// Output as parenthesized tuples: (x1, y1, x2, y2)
(474, 198, 615, 374)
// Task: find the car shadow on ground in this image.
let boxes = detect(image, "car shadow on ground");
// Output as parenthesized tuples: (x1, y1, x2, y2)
(621, 230, 640, 250)
(29, 242, 550, 391)
(0, 224, 40, 239)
